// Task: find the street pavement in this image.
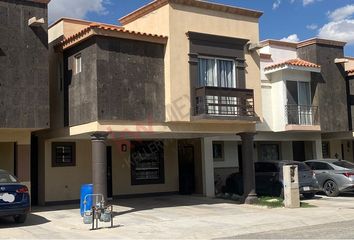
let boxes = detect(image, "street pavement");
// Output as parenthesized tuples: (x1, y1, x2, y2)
(0, 194, 353, 239)
(231, 220, 354, 239)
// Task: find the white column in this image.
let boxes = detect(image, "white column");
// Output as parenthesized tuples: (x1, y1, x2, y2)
(201, 137, 215, 197)
(313, 139, 323, 159)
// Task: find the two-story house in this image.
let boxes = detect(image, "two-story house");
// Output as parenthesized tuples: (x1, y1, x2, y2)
(256, 38, 349, 162)
(36, 0, 263, 205)
(0, 0, 50, 200)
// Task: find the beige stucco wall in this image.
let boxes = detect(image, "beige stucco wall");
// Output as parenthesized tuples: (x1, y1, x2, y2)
(44, 139, 179, 202)
(0, 142, 14, 174)
(345, 58, 354, 71)
(124, 3, 262, 122)
(329, 140, 342, 160)
(0, 130, 31, 145)
(44, 140, 92, 202)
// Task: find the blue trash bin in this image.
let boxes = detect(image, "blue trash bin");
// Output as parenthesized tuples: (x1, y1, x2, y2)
(80, 184, 93, 216)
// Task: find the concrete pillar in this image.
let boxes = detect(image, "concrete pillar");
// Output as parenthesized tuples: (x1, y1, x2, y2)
(238, 133, 257, 204)
(16, 144, 31, 189)
(91, 132, 108, 204)
(201, 137, 215, 197)
(313, 139, 323, 159)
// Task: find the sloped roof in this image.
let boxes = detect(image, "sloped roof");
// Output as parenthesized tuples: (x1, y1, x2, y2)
(265, 58, 321, 71)
(57, 23, 168, 50)
(347, 69, 354, 77)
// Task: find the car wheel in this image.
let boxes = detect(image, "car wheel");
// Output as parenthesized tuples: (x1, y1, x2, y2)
(14, 214, 27, 224)
(324, 180, 340, 197)
(303, 193, 315, 199)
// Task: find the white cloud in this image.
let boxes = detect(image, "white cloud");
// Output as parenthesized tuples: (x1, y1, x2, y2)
(273, 0, 281, 10)
(317, 4, 354, 45)
(303, 0, 315, 6)
(48, 0, 109, 23)
(280, 34, 300, 42)
(318, 19, 354, 45)
(328, 4, 354, 21)
(306, 24, 318, 30)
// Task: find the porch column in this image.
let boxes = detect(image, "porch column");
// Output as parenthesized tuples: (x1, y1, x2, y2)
(313, 139, 323, 159)
(238, 132, 257, 204)
(201, 137, 215, 197)
(91, 132, 108, 204)
(16, 144, 31, 188)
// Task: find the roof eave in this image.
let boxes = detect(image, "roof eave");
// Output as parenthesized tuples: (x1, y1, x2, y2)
(265, 65, 321, 74)
(119, 0, 263, 25)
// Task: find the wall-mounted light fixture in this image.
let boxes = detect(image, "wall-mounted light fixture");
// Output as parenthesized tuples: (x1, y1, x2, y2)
(28, 17, 45, 27)
(121, 144, 128, 152)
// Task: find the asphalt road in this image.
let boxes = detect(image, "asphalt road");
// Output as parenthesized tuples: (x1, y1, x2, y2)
(231, 220, 354, 239)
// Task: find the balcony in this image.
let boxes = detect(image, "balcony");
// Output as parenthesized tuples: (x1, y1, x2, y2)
(285, 105, 320, 131)
(194, 86, 257, 121)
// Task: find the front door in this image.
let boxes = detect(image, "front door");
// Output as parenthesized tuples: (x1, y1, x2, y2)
(293, 141, 305, 162)
(178, 145, 195, 195)
(106, 146, 113, 199)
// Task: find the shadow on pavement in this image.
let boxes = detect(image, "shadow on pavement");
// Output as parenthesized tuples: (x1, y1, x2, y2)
(0, 213, 50, 228)
(110, 195, 237, 217)
(31, 204, 79, 213)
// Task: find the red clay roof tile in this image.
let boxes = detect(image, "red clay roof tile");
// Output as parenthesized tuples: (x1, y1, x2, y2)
(58, 23, 167, 50)
(347, 69, 354, 76)
(265, 58, 321, 71)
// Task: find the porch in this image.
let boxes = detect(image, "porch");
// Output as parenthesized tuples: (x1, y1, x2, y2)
(36, 130, 258, 205)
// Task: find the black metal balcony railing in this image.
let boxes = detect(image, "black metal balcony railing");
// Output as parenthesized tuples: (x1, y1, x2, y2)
(195, 86, 255, 117)
(285, 105, 319, 125)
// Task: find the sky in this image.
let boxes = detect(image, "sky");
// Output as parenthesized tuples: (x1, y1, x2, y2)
(48, 0, 354, 56)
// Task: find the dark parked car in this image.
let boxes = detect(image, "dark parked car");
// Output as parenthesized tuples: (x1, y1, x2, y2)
(0, 169, 30, 223)
(305, 159, 354, 197)
(224, 161, 320, 199)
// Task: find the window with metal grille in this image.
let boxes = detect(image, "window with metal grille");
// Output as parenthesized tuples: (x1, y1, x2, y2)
(52, 142, 76, 167)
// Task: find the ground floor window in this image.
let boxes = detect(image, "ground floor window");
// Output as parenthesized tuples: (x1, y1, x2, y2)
(52, 142, 76, 167)
(131, 141, 165, 185)
(213, 142, 224, 161)
(322, 141, 330, 158)
(259, 143, 280, 161)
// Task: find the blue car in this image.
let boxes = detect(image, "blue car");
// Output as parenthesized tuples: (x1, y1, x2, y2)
(0, 169, 30, 223)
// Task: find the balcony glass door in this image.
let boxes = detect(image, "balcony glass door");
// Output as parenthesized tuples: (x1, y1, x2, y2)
(198, 57, 236, 115)
(286, 81, 312, 125)
(298, 82, 312, 124)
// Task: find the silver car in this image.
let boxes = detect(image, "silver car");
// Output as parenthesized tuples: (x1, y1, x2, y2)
(305, 159, 354, 197)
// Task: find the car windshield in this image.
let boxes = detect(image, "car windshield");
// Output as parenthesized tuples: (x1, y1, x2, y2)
(333, 161, 354, 169)
(0, 172, 17, 183)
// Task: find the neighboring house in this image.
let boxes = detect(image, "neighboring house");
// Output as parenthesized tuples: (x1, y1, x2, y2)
(322, 56, 354, 161)
(211, 38, 351, 195)
(257, 38, 350, 162)
(0, 0, 49, 199)
(36, 0, 263, 205)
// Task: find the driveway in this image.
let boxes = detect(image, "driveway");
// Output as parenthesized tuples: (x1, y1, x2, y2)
(0, 194, 353, 239)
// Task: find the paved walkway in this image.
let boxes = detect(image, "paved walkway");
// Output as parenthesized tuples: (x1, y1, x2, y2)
(0, 194, 353, 239)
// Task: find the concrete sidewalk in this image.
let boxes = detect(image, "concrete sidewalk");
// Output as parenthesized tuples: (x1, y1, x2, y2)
(0, 195, 353, 239)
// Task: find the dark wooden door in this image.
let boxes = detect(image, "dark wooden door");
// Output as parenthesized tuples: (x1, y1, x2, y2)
(178, 145, 195, 195)
(293, 141, 305, 162)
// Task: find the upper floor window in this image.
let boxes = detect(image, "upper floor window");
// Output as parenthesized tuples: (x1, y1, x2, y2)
(286, 80, 315, 125)
(286, 81, 311, 106)
(74, 54, 82, 74)
(198, 57, 236, 88)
